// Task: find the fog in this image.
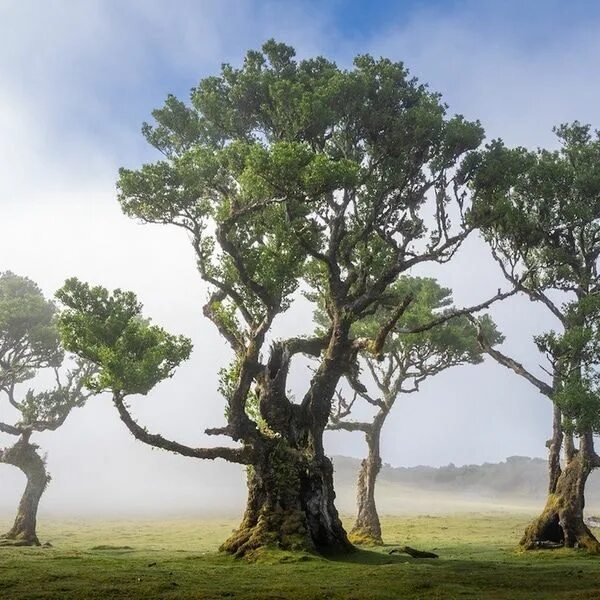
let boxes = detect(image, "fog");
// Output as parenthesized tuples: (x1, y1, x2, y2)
(2, 0, 600, 518)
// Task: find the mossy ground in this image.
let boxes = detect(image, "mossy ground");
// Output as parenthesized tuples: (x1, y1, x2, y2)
(348, 527, 383, 546)
(0, 513, 599, 599)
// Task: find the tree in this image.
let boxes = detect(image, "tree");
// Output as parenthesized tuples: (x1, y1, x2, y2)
(470, 123, 600, 552)
(0, 272, 94, 546)
(327, 277, 502, 545)
(58, 41, 491, 557)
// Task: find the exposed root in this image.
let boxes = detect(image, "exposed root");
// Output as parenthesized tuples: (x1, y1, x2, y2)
(0, 535, 41, 547)
(520, 494, 600, 553)
(220, 506, 314, 560)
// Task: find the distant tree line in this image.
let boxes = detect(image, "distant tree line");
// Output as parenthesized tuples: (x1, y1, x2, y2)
(333, 455, 597, 499)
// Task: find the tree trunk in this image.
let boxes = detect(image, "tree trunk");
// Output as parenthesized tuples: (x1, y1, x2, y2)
(546, 404, 563, 494)
(221, 319, 356, 559)
(521, 433, 600, 553)
(0, 435, 49, 546)
(221, 442, 351, 559)
(349, 424, 383, 545)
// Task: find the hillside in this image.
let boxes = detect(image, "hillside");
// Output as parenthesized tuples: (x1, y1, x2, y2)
(332, 455, 600, 512)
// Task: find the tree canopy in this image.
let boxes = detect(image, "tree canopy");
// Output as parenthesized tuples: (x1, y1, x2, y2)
(0, 272, 92, 435)
(57, 278, 192, 396)
(330, 276, 503, 413)
(60, 40, 496, 556)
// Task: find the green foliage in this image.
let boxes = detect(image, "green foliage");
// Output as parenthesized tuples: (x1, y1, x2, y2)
(0, 271, 63, 386)
(19, 385, 82, 428)
(359, 277, 502, 361)
(56, 279, 192, 396)
(470, 124, 600, 291)
(470, 123, 600, 433)
(0, 273, 94, 432)
(218, 356, 263, 425)
(318, 277, 502, 391)
(117, 40, 483, 331)
(113, 40, 486, 489)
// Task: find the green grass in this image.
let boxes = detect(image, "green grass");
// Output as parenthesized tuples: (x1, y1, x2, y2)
(0, 513, 599, 599)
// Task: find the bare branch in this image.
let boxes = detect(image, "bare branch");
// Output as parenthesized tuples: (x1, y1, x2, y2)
(397, 287, 518, 335)
(0, 421, 21, 436)
(27, 361, 97, 432)
(327, 419, 371, 433)
(202, 289, 245, 353)
(490, 246, 567, 326)
(371, 294, 414, 360)
(0, 380, 22, 411)
(113, 392, 251, 464)
(331, 387, 358, 421)
(280, 334, 330, 358)
(468, 316, 553, 396)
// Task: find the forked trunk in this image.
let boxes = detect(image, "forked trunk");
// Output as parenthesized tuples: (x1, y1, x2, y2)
(349, 425, 383, 545)
(221, 442, 351, 559)
(222, 319, 355, 559)
(521, 434, 600, 553)
(0, 435, 49, 546)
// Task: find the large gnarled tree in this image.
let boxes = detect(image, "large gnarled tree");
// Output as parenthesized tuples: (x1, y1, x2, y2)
(470, 123, 600, 552)
(58, 41, 492, 557)
(0, 272, 93, 546)
(328, 277, 502, 545)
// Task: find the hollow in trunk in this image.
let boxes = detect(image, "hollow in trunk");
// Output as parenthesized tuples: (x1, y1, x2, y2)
(521, 437, 600, 553)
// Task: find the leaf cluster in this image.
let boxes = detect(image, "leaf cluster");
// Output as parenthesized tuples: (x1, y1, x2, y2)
(56, 279, 192, 396)
(0, 273, 94, 433)
(0, 271, 63, 387)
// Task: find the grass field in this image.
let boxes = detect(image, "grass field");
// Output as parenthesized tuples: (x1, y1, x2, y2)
(0, 513, 599, 599)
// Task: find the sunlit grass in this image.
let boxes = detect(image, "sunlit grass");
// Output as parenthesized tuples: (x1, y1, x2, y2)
(1, 513, 599, 599)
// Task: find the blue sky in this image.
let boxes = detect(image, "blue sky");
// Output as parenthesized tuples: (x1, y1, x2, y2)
(2, 0, 600, 515)
(5, 0, 600, 174)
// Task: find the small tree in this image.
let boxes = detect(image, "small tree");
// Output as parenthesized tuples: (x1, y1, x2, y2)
(327, 277, 502, 545)
(0, 272, 94, 546)
(470, 123, 600, 552)
(58, 41, 493, 557)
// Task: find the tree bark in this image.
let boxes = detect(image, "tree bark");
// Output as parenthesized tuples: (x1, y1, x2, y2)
(546, 404, 563, 494)
(0, 434, 49, 546)
(521, 432, 600, 553)
(220, 442, 351, 559)
(220, 318, 355, 559)
(349, 422, 383, 545)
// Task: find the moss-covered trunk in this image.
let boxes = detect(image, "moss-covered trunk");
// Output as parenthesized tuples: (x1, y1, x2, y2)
(221, 318, 357, 559)
(349, 424, 383, 545)
(521, 434, 600, 553)
(0, 435, 49, 546)
(221, 442, 351, 559)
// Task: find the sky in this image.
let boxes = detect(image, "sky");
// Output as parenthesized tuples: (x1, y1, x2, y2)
(1, 0, 600, 516)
